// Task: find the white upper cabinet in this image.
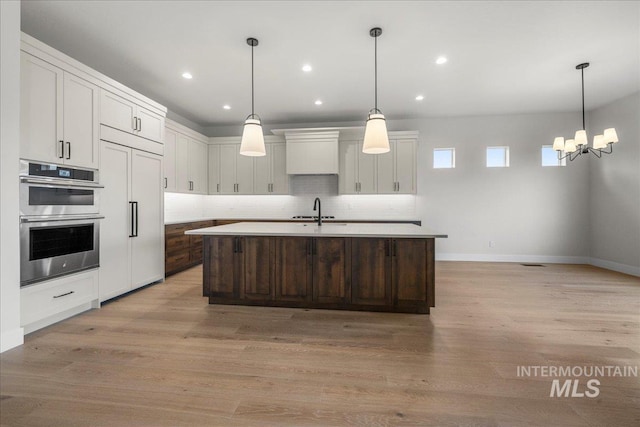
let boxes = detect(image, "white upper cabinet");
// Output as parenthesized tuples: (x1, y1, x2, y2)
(270, 143, 289, 194)
(164, 120, 208, 194)
(339, 140, 377, 194)
(208, 145, 220, 194)
(394, 139, 417, 194)
(217, 144, 254, 195)
(254, 143, 289, 195)
(188, 139, 208, 194)
(211, 141, 287, 195)
(163, 128, 177, 192)
(20, 52, 98, 168)
(100, 89, 164, 143)
(339, 134, 417, 195)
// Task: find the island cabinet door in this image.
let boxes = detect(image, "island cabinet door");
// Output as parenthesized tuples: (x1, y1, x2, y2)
(240, 237, 274, 301)
(351, 238, 392, 306)
(205, 236, 238, 299)
(275, 237, 312, 302)
(312, 238, 350, 304)
(392, 239, 431, 312)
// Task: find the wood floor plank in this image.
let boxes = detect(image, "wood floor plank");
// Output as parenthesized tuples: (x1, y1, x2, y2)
(1, 262, 639, 426)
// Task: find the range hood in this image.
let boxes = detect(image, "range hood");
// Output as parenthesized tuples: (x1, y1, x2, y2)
(272, 128, 340, 175)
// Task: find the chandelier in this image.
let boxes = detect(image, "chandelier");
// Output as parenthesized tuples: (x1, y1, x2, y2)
(552, 63, 619, 161)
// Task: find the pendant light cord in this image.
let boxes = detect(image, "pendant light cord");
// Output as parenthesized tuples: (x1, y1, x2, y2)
(581, 67, 585, 130)
(374, 33, 378, 111)
(251, 43, 255, 117)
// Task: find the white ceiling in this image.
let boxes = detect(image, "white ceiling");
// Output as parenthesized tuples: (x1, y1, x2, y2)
(21, 1, 640, 128)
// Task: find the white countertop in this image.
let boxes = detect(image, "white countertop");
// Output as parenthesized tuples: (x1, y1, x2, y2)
(186, 222, 447, 238)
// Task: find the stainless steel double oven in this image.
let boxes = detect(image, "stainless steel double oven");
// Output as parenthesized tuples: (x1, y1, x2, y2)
(19, 160, 104, 286)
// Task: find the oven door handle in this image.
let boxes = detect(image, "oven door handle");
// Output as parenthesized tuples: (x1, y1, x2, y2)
(20, 215, 105, 223)
(20, 177, 104, 189)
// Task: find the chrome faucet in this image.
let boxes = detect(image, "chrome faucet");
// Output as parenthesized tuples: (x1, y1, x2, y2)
(313, 197, 322, 226)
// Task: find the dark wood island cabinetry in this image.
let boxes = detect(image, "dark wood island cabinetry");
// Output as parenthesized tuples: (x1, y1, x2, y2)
(194, 222, 445, 314)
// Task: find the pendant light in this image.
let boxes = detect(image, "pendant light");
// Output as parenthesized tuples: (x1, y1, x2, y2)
(362, 27, 390, 154)
(552, 63, 619, 161)
(240, 37, 266, 157)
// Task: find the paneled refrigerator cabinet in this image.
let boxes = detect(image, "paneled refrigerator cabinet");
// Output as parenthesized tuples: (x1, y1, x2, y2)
(99, 141, 164, 301)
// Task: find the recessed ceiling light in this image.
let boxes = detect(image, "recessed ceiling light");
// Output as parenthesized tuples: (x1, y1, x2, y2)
(302, 64, 312, 72)
(314, 100, 323, 105)
(223, 105, 231, 110)
(415, 95, 424, 101)
(435, 56, 448, 65)
(182, 72, 193, 79)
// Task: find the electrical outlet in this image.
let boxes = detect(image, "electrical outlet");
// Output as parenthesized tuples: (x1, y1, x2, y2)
(489, 240, 495, 248)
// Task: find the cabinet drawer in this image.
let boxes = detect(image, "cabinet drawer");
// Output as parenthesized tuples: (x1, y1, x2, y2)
(191, 245, 203, 263)
(166, 223, 190, 236)
(166, 251, 191, 272)
(166, 234, 190, 251)
(21, 269, 98, 326)
(191, 220, 214, 230)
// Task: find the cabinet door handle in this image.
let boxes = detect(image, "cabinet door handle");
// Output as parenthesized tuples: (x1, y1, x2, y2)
(397, 182, 400, 192)
(216, 183, 220, 193)
(237, 237, 242, 253)
(66, 141, 71, 159)
(58, 140, 64, 159)
(164, 177, 168, 189)
(138, 118, 142, 132)
(129, 201, 135, 237)
(306, 239, 311, 255)
(393, 240, 397, 257)
(385, 239, 390, 257)
(312, 238, 317, 255)
(53, 291, 74, 299)
(132, 116, 137, 131)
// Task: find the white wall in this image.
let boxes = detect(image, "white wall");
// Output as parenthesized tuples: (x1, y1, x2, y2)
(167, 111, 591, 262)
(1, 0, 24, 352)
(588, 92, 640, 275)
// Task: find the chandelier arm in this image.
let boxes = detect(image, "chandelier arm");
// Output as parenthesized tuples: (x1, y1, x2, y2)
(568, 150, 582, 162)
(587, 147, 603, 158)
(557, 150, 569, 161)
(600, 144, 614, 155)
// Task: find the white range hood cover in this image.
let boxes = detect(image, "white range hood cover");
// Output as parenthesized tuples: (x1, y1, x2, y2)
(274, 128, 341, 175)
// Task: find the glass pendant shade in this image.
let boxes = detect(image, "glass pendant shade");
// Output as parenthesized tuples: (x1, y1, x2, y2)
(553, 137, 565, 151)
(574, 130, 588, 145)
(564, 139, 578, 153)
(603, 128, 619, 144)
(239, 118, 266, 156)
(362, 113, 390, 154)
(592, 134, 606, 149)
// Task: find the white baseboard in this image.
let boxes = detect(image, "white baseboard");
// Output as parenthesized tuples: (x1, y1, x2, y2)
(1, 327, 24, 353)
(436, 253, 590, 264)
(589, 257, 640, 277)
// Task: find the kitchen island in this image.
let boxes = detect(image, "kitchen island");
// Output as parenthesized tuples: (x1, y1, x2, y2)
(187, 222, 447, 314)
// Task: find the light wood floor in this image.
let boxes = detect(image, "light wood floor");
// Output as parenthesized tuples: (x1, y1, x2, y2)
(1, 262, 639, 426)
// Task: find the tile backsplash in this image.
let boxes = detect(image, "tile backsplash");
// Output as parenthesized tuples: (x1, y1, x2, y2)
(164, 175, 417, 222)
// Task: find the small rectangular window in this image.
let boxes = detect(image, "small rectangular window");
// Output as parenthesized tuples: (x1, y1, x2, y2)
(541, 145, 566, 166)
(486, 146, 509, 168)
(433, 148, 455, 169)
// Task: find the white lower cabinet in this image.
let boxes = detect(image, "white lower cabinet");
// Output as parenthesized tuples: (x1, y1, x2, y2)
(21, 269, 99, 334)
(100, 141, 164, 302)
